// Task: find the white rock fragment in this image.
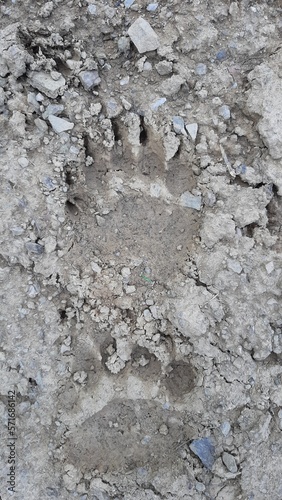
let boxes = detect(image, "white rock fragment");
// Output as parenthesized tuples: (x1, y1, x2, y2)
(73, 371, 87, 384)
(48, 115, 74, 134)
(128, 17, 159, 54)
(120, 75, 129, 85)
(91, 262, 102, 274)
(186, 122, 198, 141)
(265, 261, 274, 274)
(195, 63, 207, 75)
(124, 0, 135, 7)
(220, 421, 231, 436)
(150, 97, 166, 111)
(173, 116, 186, 135)
(87, 4, 97, 14)
(18, 157, 29, 168)
(147, 3, 158, 11)
(42, 104, 64, 119)
(143, 61, 152, 71)
(78, 70, 101, 91)
(121, 267, 131, 278)
(143, 309, 153, 322)
(29, 71, 65, 98)
(90, 102, 102, 116)
(104, 98, 123, 118)
(27, 92, 40, 111)
(227, 258, 242, 274)
(125, 285, 136, 294)
(159, 424, 168, 435)
(222, 452, 238, 473)
(180, 191, 202, 211)
(219, 105, 231, 120)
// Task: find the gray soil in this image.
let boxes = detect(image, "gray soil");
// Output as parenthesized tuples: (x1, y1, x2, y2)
(0, 0, 282, 499)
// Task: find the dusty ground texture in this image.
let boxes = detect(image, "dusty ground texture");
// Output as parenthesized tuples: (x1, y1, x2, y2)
(0, 0, 282, 499)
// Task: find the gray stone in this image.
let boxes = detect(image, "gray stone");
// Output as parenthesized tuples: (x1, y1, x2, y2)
(18, 157, 29, 168)
(222, 452, 238, 473)
(124, 0, 135, 7)
(186, 123, 198, 141)
(87, 4, 97, 15)
(172, 116, 185, 134)
(160, 75, 185, 96)
(34, 118, 48, 133)
(180, 191, 202, 210)
(219, 105, 231, 120)
(48, 115, 74, 134)
(190, 438, 215, 469)
(42, 177, 56, 191)
(78, 70, 101, 91)
(128, 17, 159, 54)
(104, 99, 123, 118)
(220, 421, 231, 436)
(42, 104, 64, 119)
(150, 97, 167, 111)
(155, 60, 173, 76)
(118, 36, 130, 53)
(26, 242, 44, 255)
(27, 92, 40, 111)
(29, 71, 65, 98)
(147, 3, 158, 11)
(227, 258, 242, 274)
(195, 63, 207, 76)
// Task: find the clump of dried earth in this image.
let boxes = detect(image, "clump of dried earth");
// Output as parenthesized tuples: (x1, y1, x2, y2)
(0, 1, 282, 499)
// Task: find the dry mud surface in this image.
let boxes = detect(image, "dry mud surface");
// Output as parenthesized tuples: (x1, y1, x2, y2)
(0, 1, 282, 499)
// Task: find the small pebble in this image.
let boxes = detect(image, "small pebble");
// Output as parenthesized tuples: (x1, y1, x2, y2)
(18, 157, 29, 168)
(219, 105, 231, 120)
(118, 36, 130, 52)
(222, 452, 238, 473)
(151, 97, 166, 110)
(147, 2, 158, 11)
(155, 60, 173, 76)
(172, 116, 185, 135)
(220, 421, 231, 436)
(265, 261, 274, 274)
(180, 191, 201, 211)
(143, 61, 152, 71)
(186, 123, 198, 141)
(159, 424, 168, 435)
(78, 70, 101, 91)
(124, 0, 135, 7)
(120, 76, 130, 85)
(26, 242, 44, 255)
(216, 49, 228, 61)
(42, 104, 64, 119)
(48, 115, 74, 134)
(190, 437, 215, 469)
(195, 63, 207, 76)
(91, 262, 102, 274)
(195, 482, 205, 492)
(87, 4, 97, 14)
(42, 177, 56, 191)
